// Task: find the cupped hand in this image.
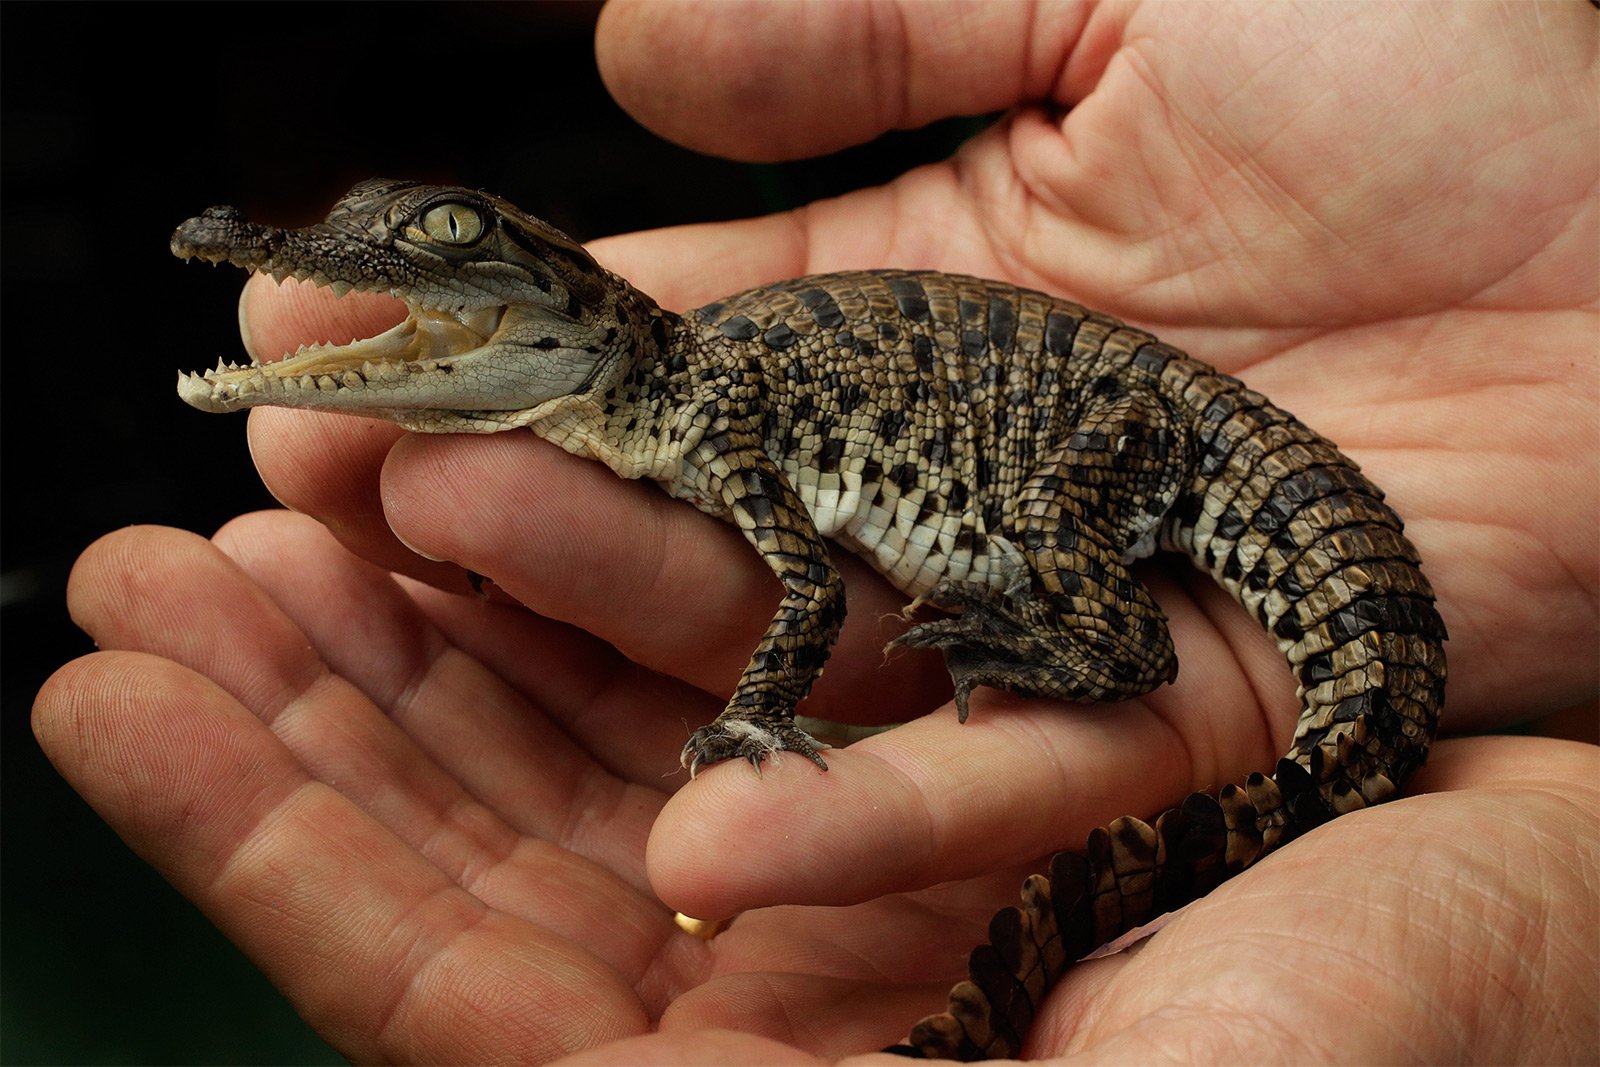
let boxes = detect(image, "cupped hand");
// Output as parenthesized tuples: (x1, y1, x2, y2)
(35, 1, 1597, 1062)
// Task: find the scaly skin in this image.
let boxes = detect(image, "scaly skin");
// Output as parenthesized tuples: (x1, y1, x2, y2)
(173, 180, 1446, 1060)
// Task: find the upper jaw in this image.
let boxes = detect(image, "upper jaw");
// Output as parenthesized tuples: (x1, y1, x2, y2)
(170, 202, 502, 313)
(171, 205, 418, 303)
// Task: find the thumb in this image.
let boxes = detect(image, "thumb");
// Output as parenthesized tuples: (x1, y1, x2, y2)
(595, 0, 1085, 160)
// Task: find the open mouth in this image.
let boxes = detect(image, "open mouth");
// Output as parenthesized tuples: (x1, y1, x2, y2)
(176, 272, 506, 412)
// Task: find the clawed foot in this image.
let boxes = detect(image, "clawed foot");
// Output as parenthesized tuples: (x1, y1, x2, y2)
(890, 538, 1097, 722)
(891, 596, 1026, 722)
(888, 616, 1001, 723)
(680, 716, 831, 776)
(890, 549, 1173, 719)
(890, 546, 1037, 722)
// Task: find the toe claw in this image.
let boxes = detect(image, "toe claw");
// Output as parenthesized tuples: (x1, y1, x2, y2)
(681, 717, 830, 775)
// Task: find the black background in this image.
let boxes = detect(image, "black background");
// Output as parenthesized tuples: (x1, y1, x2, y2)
(0, 4, 982, 1061)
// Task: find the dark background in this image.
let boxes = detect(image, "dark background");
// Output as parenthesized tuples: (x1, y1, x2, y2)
(0, 3, 983, 1061)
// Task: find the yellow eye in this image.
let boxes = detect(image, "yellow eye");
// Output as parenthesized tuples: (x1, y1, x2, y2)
(415, 203, 484, 245)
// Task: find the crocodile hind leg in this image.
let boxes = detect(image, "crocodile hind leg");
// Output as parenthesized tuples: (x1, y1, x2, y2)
(892, 387, 1189, 720)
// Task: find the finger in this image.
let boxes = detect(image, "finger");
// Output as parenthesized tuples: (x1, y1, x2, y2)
(245, 403, 476, 591)
(240, 269, 406, 365)
(234, 272, 468, 587)
(32, 652, 648, 1063)
(379, 431, 952, 726)
(649, 566, 1289, 916)
(237, 273, 465, 587)
(594, 0, 1080, 161)
(65, 524, 325, 709)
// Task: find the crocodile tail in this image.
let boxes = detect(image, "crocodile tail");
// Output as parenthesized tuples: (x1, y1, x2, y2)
(887, 752, 1341, 1060)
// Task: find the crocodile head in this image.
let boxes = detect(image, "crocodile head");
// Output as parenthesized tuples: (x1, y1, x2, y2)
(173, 178, 635, 429)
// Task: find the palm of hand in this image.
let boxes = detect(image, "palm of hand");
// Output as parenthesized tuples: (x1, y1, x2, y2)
(36, 2, 1596, 1064)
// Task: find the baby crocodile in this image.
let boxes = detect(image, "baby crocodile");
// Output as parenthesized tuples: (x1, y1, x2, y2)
(172, 180, 1447, 1060)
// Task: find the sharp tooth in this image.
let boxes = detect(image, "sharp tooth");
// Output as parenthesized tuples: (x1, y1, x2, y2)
(330, 280, 353, 298)
(361, 360, 379, 379)
(317, 375, 337, 393)
(215, 358, 228, 374)
(342, 370, 364, 388)
(271, 268, 288, 283)
(294, 343, 308, 356)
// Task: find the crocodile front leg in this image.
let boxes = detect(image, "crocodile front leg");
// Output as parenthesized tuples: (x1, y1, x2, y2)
(680, 427, 846, 774)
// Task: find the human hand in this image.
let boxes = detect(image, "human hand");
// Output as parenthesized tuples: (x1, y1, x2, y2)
(34, 521, 1599, 1063)
(36, 0, 1598, 1062)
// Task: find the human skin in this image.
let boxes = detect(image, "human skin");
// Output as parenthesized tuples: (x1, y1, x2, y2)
(34, 1, 1599, 1063)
